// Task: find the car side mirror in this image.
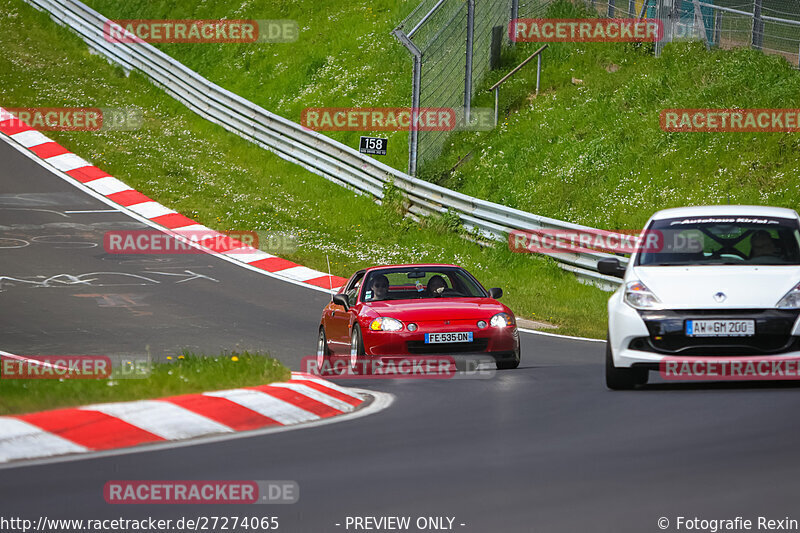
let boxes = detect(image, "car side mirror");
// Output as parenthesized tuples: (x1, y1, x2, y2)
(597, 258, 626, 279)
(488, 287, 503, 299)
(332, 293, 350, 311)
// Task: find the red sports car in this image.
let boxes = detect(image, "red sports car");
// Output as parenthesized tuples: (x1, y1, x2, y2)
(316, 264, 520, 373)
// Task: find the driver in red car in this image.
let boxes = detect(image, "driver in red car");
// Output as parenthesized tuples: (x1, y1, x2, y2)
(369, 274, 390, 301)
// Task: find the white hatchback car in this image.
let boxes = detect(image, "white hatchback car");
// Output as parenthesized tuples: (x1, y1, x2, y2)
(599, 205, 800, 389)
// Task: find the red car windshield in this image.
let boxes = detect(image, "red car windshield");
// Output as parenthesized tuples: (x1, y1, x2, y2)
(361, 267, 487, 302)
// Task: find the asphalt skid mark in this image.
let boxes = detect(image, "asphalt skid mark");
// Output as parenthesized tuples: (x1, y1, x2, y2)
(0, 141, 328, 365)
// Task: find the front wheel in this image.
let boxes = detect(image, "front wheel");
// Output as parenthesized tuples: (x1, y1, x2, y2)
(316, 327, 334, 376)
(605, 338, 647, 390)
(497, 345, 521, 370)
(350, 325, 365, 375)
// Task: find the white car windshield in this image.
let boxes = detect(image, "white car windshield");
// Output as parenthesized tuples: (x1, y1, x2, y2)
(636, 216, 800, 266)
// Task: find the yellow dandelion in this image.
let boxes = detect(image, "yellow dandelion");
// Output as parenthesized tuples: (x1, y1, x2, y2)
(167, 356, 172, 360)
(178, 355, 185, 359)
(231, 356, 239, 362)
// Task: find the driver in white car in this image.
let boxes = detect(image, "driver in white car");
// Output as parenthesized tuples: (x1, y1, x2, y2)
(750, 230, 780, 259)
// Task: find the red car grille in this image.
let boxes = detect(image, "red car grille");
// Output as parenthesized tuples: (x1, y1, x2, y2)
(406, 338, 489, 355)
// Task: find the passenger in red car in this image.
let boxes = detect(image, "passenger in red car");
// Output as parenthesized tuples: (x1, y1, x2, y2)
(427, 275, 447, 297)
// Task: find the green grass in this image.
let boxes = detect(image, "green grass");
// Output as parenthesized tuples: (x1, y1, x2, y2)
(424, 1, 800, 230)
(0, 352, 289, 415)
(81, 0, 418, 173)
(5, 0, 799, 342)
(76, 0, 800, 232)
(0, 0, 611, 339)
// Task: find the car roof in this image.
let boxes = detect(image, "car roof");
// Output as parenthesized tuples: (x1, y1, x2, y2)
(650, 205, 800, 221)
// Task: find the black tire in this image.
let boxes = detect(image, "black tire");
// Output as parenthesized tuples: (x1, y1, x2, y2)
(497, 345, 521, 370)
(605, 337, 647, 390)
(349, 325, 365, 375)
(316, 327, 335, 376)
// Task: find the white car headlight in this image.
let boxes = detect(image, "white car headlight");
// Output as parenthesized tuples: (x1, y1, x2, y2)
(623, 280, 662, 310)
(777, 283, 800, 309)
(490, 313, 515, 327)
(369, 317, 404, 331)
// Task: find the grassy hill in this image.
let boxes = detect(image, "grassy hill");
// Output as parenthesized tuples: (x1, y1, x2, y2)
(4, 0, 800, 339)
(83, 0, 800, 231)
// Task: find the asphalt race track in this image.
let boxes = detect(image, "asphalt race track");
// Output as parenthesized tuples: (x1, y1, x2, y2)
(2, 138, 800, 533)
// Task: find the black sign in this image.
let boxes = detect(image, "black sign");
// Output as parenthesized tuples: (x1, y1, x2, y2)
(359, 136, 388, 156)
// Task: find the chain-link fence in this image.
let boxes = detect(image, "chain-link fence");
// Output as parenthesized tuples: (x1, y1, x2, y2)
(583, 0, 800, 62)
(394, 0, 800, 175)
(393, 0, 516, 175)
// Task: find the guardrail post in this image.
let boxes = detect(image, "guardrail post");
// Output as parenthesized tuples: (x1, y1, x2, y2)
(494, 87, 499, 126)
(536, 54, 542, 94)
(464, 0, 475, 125)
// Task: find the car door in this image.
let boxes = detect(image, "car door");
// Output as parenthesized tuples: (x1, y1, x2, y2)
(327, 270, 365, 352)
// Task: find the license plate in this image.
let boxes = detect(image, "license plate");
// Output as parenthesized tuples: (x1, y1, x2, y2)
(424, 332, 473, 344)
(685, 319, 755, 337)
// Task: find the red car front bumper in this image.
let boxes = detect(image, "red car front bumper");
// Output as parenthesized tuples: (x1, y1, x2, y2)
(360, 322, 519, 359)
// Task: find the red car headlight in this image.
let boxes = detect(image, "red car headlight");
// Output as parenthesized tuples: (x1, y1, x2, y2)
(369, 317, 404, 331)
(490, 313, 515, 328)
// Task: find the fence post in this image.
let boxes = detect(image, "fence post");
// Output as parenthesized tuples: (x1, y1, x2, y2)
(392, 27, 423, 176)
(608, 0, 616, 18)
(511, 0, 519, 48)
(638, 0, 650, 19)
(491, 26, 503, 70)
(752, 0, 763, 50)
(628, 0, 636, 16)
(714, 10, 722, 46)
(410, 54, 422, 176)
(692, 0, 709, 48)
(464, 0, 475, 125)
(655, 0, 672, 58)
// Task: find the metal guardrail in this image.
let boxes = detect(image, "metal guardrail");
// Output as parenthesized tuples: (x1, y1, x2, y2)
(490, 44, 548, 125)
(25, 0, 625, 289)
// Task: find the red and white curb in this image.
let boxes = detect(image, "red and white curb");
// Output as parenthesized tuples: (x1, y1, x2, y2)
(0, 107, 349, 293)
(0, 372, 368, 464)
